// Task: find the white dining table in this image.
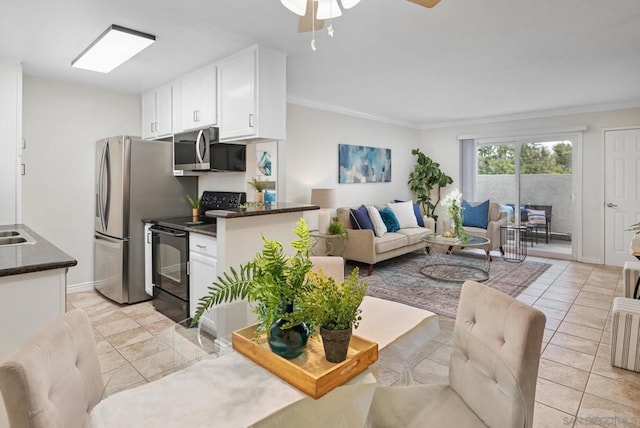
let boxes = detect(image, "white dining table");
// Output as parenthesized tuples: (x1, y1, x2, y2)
(90, 298, 440, 428)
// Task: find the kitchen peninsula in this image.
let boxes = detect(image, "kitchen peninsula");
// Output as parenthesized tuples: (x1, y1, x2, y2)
(189, 202, 318, 337)
(0, 224, 77, 361)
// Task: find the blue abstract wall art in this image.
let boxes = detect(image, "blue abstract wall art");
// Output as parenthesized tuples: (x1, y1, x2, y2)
(338, 144, 392, 184)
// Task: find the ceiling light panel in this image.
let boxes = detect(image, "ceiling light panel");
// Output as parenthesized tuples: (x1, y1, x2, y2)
(72, 25, 155, 73)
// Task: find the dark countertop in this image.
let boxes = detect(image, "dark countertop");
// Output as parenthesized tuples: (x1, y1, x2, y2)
(185, 223, 217, 237)
(0, 224, 77, 278)
(204, 202, 319, 219)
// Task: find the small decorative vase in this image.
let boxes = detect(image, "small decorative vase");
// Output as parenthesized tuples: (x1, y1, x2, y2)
(191, 207, 199, 220)
(268, 303, 309, 359)
(255, 191, 264, 204)
(320, 326, 352, 363)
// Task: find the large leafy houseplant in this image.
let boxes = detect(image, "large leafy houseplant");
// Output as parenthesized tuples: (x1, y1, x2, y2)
(407, 148, 453, 222)
(190, 218, 313, 334)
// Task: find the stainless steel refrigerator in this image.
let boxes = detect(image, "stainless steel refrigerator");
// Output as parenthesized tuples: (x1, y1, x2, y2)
(94, 136, 196, 304)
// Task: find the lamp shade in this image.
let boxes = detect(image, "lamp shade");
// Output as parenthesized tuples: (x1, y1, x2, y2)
(310, 188, 336, 208)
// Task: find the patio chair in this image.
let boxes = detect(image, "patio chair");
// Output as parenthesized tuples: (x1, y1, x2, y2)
(524, 204, 552, 244)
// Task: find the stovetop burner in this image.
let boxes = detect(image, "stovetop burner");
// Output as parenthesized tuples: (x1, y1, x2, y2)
(148, 191, 246, 231)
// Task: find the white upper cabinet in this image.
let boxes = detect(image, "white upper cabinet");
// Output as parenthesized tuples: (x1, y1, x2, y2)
(142, 83, 172, 140)
(218, 45, 286, 142)
(178, 65, 217, 132)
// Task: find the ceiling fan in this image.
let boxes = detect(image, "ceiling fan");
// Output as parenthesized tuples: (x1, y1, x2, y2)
(287, 0, 442, 33)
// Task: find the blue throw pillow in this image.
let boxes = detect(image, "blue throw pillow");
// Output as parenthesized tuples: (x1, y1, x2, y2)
(394, 200, 425, 227)
(349, 205, 374, 231)
(378, 207, 400, 232)
(462, 199, 490, 229)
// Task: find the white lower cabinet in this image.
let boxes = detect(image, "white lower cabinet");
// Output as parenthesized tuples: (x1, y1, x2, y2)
(189, 232, 246, 341)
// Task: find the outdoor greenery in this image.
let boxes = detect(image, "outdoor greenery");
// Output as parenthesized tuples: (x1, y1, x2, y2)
(478, 143, 572, 175)
(408, 149, 453, 221)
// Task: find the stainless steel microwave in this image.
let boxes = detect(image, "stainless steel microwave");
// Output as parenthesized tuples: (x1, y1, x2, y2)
(173, 127, 217, 171)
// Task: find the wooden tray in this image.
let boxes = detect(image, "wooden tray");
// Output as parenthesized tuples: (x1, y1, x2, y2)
(231, 324, 378, 399)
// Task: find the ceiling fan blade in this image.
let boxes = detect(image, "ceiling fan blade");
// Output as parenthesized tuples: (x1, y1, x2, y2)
(406, 0, 442, 8)
(298, 0, 325, 32)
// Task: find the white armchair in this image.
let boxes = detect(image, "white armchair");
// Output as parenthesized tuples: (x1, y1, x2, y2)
(442, 201, 507, 253)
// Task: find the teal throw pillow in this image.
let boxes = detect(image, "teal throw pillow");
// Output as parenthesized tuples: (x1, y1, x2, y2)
(462, 200, 490, 229)
(378, 207, 401, 232)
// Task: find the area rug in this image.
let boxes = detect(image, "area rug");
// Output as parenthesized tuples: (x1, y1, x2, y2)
(347, 251, 550, 319)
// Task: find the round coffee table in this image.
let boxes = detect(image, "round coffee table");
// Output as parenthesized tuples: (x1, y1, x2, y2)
(420, 234, 491, 282)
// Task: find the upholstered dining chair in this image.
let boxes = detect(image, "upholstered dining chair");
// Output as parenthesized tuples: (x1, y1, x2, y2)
(366, 280, 546, 428)
(0, 309, 104, 428)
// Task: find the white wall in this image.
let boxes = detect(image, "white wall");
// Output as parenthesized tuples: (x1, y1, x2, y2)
(419, 107, 640, 264)
(0, 58, 21, 224)
(22, 76, 140, 288)
(285, 103, 421, 209)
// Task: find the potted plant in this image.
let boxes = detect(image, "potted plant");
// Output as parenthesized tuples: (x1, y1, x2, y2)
(191, 218, 314, 359)
(328, 220, 347, 239)
(248, 177, 269, 204)
(407, 148, 453, 223)
(297, 268, 367, 363)
(186, 194, 201, 218)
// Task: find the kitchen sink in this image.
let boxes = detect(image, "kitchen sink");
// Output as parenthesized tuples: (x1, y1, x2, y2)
(0, 230, 35, 247)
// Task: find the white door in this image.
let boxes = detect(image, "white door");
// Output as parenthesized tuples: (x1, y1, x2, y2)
(604, 128, 640, 266)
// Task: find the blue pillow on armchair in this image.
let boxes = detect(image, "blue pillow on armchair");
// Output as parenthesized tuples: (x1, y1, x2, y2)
(462, 200, 490, 229)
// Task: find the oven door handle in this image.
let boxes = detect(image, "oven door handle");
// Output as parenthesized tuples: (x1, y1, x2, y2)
(150, 227, 187, 238)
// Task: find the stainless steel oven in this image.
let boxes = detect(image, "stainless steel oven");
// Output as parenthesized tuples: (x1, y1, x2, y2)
(150, 224, 189, 322)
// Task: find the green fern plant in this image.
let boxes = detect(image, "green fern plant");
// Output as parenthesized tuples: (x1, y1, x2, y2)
(190, 218, 313, 333)
(328, 220, 347, 239)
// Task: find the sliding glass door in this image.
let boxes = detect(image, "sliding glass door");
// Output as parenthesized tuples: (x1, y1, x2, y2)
(476, 137, 576, 258)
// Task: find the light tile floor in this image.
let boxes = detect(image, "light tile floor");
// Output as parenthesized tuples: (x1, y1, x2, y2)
(68, 256, 640, 427)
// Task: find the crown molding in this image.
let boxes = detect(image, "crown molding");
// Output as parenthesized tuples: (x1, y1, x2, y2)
(286, 96, 422, 129)
(419, 100, 640, 130)
(287, 95, 640, 131)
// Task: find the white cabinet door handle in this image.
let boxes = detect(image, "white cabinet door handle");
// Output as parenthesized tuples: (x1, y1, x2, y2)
(249, 114, 254, 127)
(196, 244, 206, 250)
(606, 202, 618, 208)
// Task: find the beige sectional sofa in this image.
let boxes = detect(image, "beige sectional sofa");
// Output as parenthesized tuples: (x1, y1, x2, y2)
(336, 206, 435, 275)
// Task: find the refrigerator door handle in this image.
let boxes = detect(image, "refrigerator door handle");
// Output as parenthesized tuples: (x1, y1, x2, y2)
(98, 142, 108, 231)
(95, 233, 124, 245)
(104, 140, 111, 230)
(195, 129, 205, 164)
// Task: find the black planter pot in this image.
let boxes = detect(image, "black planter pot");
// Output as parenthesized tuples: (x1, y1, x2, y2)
(320, 326, 352, 363)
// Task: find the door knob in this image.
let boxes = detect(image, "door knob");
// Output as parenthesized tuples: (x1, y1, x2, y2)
(606, 202, 618, 208)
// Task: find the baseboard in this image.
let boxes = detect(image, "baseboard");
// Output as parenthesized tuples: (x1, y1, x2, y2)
(580, 256, 603, 265)
(67, 281, 95, 294)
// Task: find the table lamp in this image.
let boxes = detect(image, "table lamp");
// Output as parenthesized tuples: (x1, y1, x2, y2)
(310, 188, 336, 234)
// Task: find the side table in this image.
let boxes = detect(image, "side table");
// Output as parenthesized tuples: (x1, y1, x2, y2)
(500, 225, 528, 263)
(309, 231, 346, 256)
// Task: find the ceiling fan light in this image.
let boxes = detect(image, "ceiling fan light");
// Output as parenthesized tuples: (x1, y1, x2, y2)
(340, 0, 361, 9)
(281, 0, 308, 16)
(316, 0, 342, 19)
